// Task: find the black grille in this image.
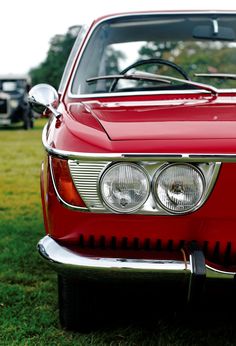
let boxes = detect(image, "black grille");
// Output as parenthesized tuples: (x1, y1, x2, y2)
(203, 240, 233, 266)
(0, 99, 7, 114)
(76, 235, 235, 266)
(76, 234, 186, 252)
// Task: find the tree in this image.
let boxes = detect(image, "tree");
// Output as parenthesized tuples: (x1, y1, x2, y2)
(29, 25, 81, 88)
(138, 40, 236, 88)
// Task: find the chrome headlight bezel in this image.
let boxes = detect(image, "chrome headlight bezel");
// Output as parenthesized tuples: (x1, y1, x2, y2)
(68, 159, 220, 215)
(152, 163, 206, 214)
(99, 162, 150, 213)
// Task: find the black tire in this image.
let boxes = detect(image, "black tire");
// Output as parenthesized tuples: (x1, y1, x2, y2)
(58, 275, 96, 332)
(30, 118, 34, 129)
(23, 113, 31, 130)
(23, 108, 34, 130)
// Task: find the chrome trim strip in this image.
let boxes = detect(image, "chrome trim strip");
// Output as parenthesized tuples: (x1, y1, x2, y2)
(67, 11, 236, 99)
(69, 90, 216, 99)
(43, 127, 236, 163)
(206, 264, 236, 276)
(43, 122, 236, 163)
(38, 235, 191, 273)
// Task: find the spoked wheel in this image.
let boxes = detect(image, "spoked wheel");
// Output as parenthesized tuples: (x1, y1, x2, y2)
(58, 275, 96, 332)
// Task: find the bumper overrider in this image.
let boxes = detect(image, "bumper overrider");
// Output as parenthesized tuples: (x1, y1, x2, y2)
(38, 235, 235, 302)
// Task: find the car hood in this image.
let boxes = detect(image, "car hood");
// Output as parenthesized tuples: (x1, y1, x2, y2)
(69, 97, 236, 141)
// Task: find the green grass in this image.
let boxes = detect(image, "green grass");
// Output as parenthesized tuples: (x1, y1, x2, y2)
(1, 120, 236, 345)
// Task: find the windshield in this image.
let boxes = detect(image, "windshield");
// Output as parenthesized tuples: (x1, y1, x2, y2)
(0, 79, 27, 94)
(71, 13, 236, 95)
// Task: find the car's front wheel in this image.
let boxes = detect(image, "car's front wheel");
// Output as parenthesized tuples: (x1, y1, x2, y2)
(58, 275, 96, 332)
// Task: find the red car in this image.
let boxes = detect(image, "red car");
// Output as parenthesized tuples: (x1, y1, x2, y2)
(29, 11, 236, 330)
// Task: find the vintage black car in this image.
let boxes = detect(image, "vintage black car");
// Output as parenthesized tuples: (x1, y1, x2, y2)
(0, 74, 33, 129)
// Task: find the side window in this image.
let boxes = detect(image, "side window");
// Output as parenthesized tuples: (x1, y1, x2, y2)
(58, 25, 88, 94)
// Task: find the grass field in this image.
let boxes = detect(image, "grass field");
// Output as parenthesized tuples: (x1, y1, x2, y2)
(1, 119, 236, 345)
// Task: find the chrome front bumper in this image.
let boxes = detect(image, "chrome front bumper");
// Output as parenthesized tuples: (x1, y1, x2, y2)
(38, 235, 235, 298)
(0, 118, 11, 125)
(38, 235, 193, 280)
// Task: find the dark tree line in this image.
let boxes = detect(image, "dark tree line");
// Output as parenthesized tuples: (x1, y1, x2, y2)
(29, 25, 81, 89)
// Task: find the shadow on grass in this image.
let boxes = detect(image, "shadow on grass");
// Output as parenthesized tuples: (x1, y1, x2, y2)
(0, 124, 25, 131)
(0, 119, 45, 131)
(74, 280, 236, 342)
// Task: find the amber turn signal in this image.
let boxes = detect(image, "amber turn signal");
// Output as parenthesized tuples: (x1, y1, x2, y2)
(50, 156, 86, 208)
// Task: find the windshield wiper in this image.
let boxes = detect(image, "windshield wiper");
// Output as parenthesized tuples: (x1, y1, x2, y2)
(86, 74, 172, 85)
(195, 73, 236, 80)
(86, 72, 218, 96)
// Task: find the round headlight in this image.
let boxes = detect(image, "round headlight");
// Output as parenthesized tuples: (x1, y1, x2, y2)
(100, 163, 149, 213)
(154, 164, 205, 214)
(10, 99, 19, 108)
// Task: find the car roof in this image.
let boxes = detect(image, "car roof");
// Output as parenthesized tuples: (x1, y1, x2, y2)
(93, 10, 236, 24)
(0, 74, 31, 82)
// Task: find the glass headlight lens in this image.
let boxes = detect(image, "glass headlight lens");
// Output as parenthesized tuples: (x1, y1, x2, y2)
(154, 164, 205, 213)
(100, 163, 149, 212)
(10, 99, 19, 108)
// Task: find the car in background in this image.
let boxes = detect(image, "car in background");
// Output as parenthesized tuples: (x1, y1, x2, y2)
(29, 11, 236, 331)
(0, 74, 33, 129)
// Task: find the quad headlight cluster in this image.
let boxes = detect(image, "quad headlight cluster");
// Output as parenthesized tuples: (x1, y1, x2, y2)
(100, 162, 205, 214)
